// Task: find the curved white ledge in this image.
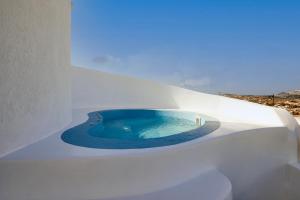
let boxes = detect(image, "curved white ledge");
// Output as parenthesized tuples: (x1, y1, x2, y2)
(0, 67, 299, 200)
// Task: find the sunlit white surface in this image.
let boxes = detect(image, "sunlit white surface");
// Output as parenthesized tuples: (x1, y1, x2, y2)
(0, 67, 299, 200)
(0, 0, 299, 198)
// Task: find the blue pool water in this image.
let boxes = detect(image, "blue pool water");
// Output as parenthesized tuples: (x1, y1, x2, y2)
(89, 112, 201, 139)
(61, 109, 219, 149)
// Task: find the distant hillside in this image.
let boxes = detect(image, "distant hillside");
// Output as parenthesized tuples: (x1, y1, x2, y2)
(223, 90, 300, 116)
(276, 90, 300, 98)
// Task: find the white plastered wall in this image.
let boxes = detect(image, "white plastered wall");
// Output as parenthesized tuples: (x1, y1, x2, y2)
(72, 67, 288, 127)
(0, 0, 72, 156)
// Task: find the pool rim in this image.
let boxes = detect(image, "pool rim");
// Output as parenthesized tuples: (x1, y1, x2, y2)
(61, 108, 221, 149)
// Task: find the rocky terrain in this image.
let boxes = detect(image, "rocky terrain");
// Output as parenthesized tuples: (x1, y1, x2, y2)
(223, 90, 300, 116)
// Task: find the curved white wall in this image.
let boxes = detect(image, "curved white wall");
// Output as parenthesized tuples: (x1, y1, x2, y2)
(0, 0, 71, 156)
(72, 67, 287, 127)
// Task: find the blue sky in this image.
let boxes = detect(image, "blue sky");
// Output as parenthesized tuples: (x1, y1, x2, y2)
(72, 0, 300, 94)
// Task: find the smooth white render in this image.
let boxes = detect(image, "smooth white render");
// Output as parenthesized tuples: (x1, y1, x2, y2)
(1, 1, 300, 200)
(1, 67, 300, 200)
(72, 67, 286, 126)
(0, 0, 72, 156)
(87, 168, 233, 200)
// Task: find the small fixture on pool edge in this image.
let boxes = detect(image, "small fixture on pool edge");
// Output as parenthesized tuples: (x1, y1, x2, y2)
(196, 115, 201, 126)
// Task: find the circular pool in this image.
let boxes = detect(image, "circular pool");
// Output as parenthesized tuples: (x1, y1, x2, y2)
(61, 109, 220, 149)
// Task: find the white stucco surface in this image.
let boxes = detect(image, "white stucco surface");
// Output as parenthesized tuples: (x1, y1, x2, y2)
(1, 67, 299, 200)
(0, 0, 299, 198)
(0, 108, 296, 200)
(0, 0, 71, 157)
(72, 67, 285, 127)
(100, 168, 232, 200)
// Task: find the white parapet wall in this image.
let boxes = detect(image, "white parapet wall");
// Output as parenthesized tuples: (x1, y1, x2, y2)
(72, 67, 298, 129)
(0, 0, 72, 156)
